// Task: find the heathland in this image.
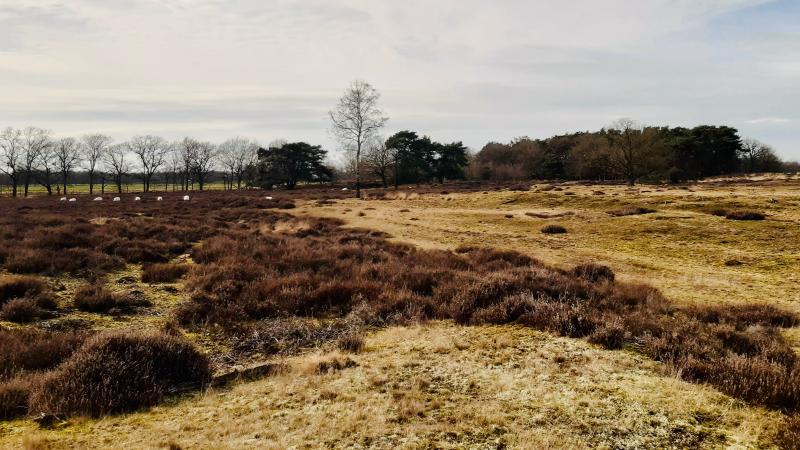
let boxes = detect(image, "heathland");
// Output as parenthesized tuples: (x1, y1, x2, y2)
(1, 175, 799, 449)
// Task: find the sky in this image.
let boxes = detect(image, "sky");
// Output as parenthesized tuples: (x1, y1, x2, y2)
(1, 0, 798, 161)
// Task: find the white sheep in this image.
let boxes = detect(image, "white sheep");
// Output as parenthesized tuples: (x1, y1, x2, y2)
(342, 187, 348, 191)
(59, 197, 67, 202)
(157, 196, 163, 201)
(68, 198, 77, 202)
(134, 196, 141, 201)
(265, 196, 273, 200)
(183, 195, 190, 201)
(113, 197, 121, 202)
(93, 197, 103, 201)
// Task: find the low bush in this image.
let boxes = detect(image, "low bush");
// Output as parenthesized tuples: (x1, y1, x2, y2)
(337, 332, 365, 353)
(142, 263, 190, 283)
(0, 329, 87, 380)
(0, 275, 46, 304)
(725, 210, 765, 221)
(0, 377, 32, 420)
(28, 331, 211, 417)
(1, 298, 44, 323)
(572, 263, 615, 283)
(74, 284, 152, 313)
(541, 224, 567, 234)
(607, 206, 657, 217)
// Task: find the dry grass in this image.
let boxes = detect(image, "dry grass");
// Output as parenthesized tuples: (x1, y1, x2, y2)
(0, 324, 783, 449)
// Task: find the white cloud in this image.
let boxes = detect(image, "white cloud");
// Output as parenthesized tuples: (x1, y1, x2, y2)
(0, 0, 797, 158)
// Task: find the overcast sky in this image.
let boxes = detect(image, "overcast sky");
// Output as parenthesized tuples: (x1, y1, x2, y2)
(1, 0, 798, 160)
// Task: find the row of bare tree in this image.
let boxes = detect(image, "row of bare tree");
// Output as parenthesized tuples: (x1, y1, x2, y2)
(0, 127, 261, 196)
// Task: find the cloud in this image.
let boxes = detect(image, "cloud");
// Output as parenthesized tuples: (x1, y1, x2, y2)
(0, 0, 797, 159)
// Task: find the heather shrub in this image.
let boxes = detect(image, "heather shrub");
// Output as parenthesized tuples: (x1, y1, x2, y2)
(28, 331, 211, 417)
(1, 299, 44, 323)
(142, 263, 190, 283)
(541, 224, 567, 234)
(572, 263, 615, 283)
(607, 206, 656, 217)
(0, 275, 46, 303)
(74, 284, 152, 313)
(726, 210, 766, 221)
(0, 377, 32, 420)
(337, 332, 365, 353)
(0, 329, 87, 380)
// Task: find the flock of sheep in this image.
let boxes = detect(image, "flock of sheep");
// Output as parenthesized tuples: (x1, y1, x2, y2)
(59, 195, 190, 202)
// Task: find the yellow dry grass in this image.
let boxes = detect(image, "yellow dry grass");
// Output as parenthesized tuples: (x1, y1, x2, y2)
(298, 178, 800, 315)
(0, 323, 782, 449)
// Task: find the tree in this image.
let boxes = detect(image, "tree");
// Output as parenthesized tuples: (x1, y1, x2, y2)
(329, 80, 388, 198)
(0, 127, 23, 197)
(82, 134, 112, 195)
(385, 131, 420, 188)
(432, 141, 469, 183)
(21, 127, 52, 197)
(257, 141, 331, 189)
(740, 138, 782, 173)
(54, 137, 81, 195)
(219, 137, 258, 189)
(176, 137, 199, 190)
(192, 141, 217, 191)
(128, 135, 168, 193)
(606, 119, 666, 185)
(104, 144, 130, 194)
(363, 137, 394, 188)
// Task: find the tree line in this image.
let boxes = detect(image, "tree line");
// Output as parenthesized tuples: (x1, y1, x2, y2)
(469, 118, 793, 185)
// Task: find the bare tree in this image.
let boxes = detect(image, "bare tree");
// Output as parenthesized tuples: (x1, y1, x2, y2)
(82, 134, 112, 195)
(36, 143, 59, 195)
(219, 137, 258, 189)
(128, 135, 168, 193)
(21, 127, 52, 196)
(167, 146, 182, 192)
(193, 141, 217, 191)
(329, 80, 388, 198)
(0, 127, 23, 197)
(176, 137, 200, 190)
(606, 118, 664, 185)
(363, 136, 394, 188)
(104, 143, 130, 194)
(54, 137, 81, 195)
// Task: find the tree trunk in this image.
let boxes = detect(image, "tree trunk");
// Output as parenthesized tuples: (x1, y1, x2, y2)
(89, 172, 95, 195)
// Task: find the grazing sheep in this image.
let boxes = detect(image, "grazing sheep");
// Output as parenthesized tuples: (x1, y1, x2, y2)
(59, 197, 67, 202)
(183, 195, 190, 201)
(134, 197, 141, 201)
(342, 187, 348, 191)
(113, 197, 121, 202)
(68, 198, 77, 202)
(93, 197, 103, 201)
(265, 196, 273, 200)
(157, 196, 163, 201)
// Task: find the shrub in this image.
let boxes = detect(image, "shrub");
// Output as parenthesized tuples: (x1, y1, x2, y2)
(541, 224, 567, 234)
(0, 377, 32, 420)
(28, 331, 211, 417)
(337, 332, 365, 353)
(0, 275, 46, 304)
(1, 298, 43, 323)
(572, 263, 615, 283)
(0, 329, 87, 380)
(74, 284, 152, 313)
(726, 210, 765, 221)
(588, 320, 627, 349)
(142, 263, 190, 283)
(607, 206, 657, 217)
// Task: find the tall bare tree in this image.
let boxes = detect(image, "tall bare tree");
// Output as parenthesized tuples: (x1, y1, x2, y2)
(21, 127, 52, 197)
(82, 134, 112, 195)
(36, 142, 59, 195)
(363, 136, 394, 188)
(128, 135, 168, 193)
(0, 127, 23, 197)
(219, 137, 258, 189)
(606, 118, 664, 186)
(176, 137, 200, 190)
(54, 137, 81, 195)
(329, 80, 388, 198)
(193, 141, 217, 191)
(104, 143, 130, 194)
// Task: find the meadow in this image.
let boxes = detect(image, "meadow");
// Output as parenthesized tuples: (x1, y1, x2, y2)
(0, 176, 799, 449)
